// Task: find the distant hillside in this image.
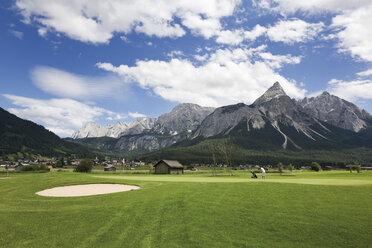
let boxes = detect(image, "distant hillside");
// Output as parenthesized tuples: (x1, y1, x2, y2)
(137, 138, 372, 166)
(0, 107, 94, 157)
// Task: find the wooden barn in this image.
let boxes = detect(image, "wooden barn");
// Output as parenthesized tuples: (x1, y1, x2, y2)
(154, 160, 184, 174)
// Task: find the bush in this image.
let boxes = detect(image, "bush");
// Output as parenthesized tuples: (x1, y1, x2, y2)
(21, 164, 49, 172)
(288, 163, 294, 172)
(277, 162, 283, 175)
(21, 165, 34, 171)
(37, 164, 48, 171)
(310, 162, 322, 172)
(74, 159, 93, 173)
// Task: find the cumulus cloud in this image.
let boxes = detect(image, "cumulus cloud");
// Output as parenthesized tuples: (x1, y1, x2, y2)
(3, 94, 126, 137)
(258, 52, 301, 69)
(214, 25, 267, 45)
(254, 0, 371, 14)
(97, 47, 305, 107)
(215, 29, 245, 45)
(254, 1, 372, 63)
(244, 24, 267, 41)
(331, 5, 372, 62)
(327, 79, 372, 102)
(15, 0, 241, 44)
(214, 19, 323, 45)
(31, 66, 127, 100)
(266, 19, 324, 44)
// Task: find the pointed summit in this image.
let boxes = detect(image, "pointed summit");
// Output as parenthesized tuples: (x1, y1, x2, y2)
(321, 91, 330, 96)
(253, 82, 287, 105)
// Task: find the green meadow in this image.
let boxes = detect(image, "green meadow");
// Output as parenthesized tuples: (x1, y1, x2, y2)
(0, 171, 371, 248)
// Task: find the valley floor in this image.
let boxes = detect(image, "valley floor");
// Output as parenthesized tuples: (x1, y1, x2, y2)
(0, 171, 371, 247)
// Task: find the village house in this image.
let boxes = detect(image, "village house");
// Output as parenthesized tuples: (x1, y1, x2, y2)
(154, 160, 184, 174)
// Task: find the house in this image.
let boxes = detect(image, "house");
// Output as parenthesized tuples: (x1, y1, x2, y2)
(154, 160, 184, 174)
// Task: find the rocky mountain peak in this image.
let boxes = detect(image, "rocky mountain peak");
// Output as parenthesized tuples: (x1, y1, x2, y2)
(321, 91, 330, 96)
(153, 103, 215, 134)
(253, 82, 287, 106)
(299, 91, 370, 132)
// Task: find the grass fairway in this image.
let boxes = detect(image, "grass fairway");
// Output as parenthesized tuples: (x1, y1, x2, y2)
(0, 171, 371, 247)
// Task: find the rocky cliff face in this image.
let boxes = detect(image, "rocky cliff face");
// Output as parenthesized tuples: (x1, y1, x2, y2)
(72, 103, 214, 151)
(119, 117, 157, 136)
(71, 82, 372, 152)
(193, 82, 331, 149)
(114, 134, 184, 151)
(71, 123, 109, 139)
(153, 103, 215, 135)
(193, 103, 264, 138)
(299, 92, 371, 132)
(253, 81, 287, 105)
(71, 117, 156, 139)
(116, 104, 214, 151)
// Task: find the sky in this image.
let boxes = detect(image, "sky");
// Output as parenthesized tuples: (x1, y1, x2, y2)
(1, 0, 372, 137)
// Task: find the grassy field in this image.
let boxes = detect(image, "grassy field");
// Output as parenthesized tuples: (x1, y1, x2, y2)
(0, 171, 371, 247)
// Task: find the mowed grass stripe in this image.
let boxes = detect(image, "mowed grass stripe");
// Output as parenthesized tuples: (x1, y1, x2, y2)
(93, 175, 372, 185)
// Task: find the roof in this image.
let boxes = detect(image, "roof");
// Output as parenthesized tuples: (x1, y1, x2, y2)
(154, 160, 183, 168)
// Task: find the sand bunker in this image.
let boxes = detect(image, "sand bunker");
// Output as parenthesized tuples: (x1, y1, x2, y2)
(36, 184, 140, 197)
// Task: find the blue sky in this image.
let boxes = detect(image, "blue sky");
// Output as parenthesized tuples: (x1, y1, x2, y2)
(1, 0, 372, 137)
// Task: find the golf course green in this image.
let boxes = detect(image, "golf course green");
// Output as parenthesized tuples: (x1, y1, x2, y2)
(0, 171, 371, 247)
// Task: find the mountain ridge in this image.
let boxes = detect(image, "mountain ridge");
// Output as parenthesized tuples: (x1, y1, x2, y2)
(70, 82, 372, 153)
(0, 107, 95, 157)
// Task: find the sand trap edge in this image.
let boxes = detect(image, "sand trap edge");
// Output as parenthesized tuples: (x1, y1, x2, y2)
(36, 183, 140, 197)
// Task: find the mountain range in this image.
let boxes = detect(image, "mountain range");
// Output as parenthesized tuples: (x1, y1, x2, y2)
(2, 81, 372, 164)
(71, 82, 372, 152)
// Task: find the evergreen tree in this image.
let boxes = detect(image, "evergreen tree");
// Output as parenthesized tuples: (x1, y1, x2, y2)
(56, 157, 65, 168)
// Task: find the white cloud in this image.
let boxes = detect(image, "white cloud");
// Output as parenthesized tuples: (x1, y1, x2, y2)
(9, 30, 23, 39)
(120, 36, 129, 43)
(129, 112, 147, 118)
(215, 29, 244, 45)
(254, 1, 372, 62)
(180, 12, 221, 39)
(244, 24, 267, 41)
(254, 0, 371, 14)
(327, 79, 372, 102)
(357, 69, 372, 77)
(215, 19, 323, 45)
(331, 5, 372, 62)
(167, 50, 184, 58)
(266, 19, 324, 44)
(259, 52, 301, 69)
(31, 66, 128, 100)
(97, 47, 305, 107)
(194, 54, 208, 61)
(38, 28, 47, 37)
(15, 0, 241, 44)
(3, 94, 125, 137)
